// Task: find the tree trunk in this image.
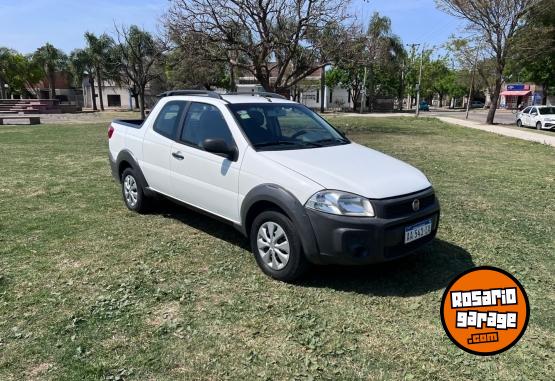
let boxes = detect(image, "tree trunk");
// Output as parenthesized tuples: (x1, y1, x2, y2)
(89, 77, 98, 111)
(486, 77, 502, 125)
(320, 66, 326, 113)
(229, 62, 237, 92)
(439, 94, 443, 108)
(542, 83, 547, 105)
(49, 73, 56, 99)
(368, 66, 374, 113)
(133, 93, 139, 109)
(139, 86, 146, 120)
(96, 70, 104, 111)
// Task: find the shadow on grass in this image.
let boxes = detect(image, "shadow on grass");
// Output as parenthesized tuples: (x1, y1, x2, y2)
(150, 197, 250, 251)
(299, 239, 474, 296)
(150, 198, 473, 296)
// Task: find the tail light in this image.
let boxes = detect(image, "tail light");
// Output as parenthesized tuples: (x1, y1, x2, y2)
(108, 125, 114, 139)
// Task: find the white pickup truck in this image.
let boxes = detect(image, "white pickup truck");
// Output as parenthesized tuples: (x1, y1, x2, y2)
(108, 90, 440, 281)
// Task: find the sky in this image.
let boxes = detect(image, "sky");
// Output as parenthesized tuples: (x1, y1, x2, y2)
(0, 0, 465, 55)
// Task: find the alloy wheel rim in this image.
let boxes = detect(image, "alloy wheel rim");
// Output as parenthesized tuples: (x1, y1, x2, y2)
(256, 221, 290, 270)
(123, 175, 138, 208)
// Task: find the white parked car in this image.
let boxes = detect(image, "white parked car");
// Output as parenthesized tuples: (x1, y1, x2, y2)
(108, 90, 440, 281)
(516, 105, 555, 130)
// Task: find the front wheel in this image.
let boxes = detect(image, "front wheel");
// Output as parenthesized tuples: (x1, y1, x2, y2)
(121, 168, 148, 213)
(516, 119, 522, 127)
(250, 211, 308, 282)
(536, 121, 542, 130)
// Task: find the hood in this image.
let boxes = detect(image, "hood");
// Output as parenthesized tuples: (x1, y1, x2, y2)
(260, 143, 431, 199)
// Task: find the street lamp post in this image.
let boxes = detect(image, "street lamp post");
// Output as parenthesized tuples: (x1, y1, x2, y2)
(465, 49, 479, 120)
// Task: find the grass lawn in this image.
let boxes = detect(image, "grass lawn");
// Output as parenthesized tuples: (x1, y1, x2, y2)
(0, 116, 553, 380)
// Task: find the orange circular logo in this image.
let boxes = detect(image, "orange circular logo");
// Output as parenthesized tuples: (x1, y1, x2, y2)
(441, 266, 529, 356)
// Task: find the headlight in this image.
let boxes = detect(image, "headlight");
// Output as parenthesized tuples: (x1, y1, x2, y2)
(305, 190, 375, 217)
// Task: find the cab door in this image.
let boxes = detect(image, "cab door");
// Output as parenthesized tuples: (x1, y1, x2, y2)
(170, 102, 242, 223)
(141, 100, 187, 195)
(521, 107, 532, 126)
(529, 107, 540, 127)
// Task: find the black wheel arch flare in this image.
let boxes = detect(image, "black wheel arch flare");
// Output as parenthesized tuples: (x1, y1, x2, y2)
(115, 150, 155, 197)
(240, 184, 322, 264)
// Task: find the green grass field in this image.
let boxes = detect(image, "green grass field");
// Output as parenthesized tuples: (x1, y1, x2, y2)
(1, 116, 553, 380)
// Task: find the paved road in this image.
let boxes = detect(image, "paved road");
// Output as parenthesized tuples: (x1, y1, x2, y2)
(427, 108, 518, 125)
(331, 110, 555, 147)
(434, 116, 555, 148)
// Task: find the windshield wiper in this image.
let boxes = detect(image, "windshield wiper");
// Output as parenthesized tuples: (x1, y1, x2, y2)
(254, 140, 322, 148)
(313, 138, 349, 145)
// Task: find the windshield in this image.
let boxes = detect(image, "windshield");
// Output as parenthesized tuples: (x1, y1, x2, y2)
(538, 107, 555, 115)
(228, 103, 348, 150)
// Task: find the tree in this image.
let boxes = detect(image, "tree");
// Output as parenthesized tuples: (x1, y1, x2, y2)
(164, 0, 350, 93)
(506, 0, 555, 104)
(69, 48, 98, 110)
(325, 25, 367, 111)
(0, 48, 42, 98)
(32, 43, 67, 99)
(436, 0, 536, 124)
(115, 25, 165, 119)
(84, 32, 115, 111)
(364, 13, 405, 111)
(165, 33, 230, 91)
(429, 58, 453, 107)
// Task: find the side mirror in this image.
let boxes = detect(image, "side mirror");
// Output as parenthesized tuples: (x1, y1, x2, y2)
(202, 138, 238, 161)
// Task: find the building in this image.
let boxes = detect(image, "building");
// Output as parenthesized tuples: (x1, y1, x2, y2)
(82, 78, 139, 110)
(499, 83, 554, 108)
(236, 66, 355, 111)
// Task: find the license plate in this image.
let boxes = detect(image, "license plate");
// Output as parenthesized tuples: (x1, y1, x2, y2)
(404, 218, 432, 244)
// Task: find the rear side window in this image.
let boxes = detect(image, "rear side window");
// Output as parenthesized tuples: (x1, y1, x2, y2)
(153, 101, 186, 139)
(180, 102, 234, 148)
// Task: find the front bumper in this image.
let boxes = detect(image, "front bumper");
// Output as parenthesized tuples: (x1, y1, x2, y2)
(305, 189, 440, 265)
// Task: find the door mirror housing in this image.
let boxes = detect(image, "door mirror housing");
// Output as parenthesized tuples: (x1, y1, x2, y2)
(202, 138, 238, 161)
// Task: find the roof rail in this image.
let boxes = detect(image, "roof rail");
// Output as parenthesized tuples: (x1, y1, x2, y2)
(225, 91, 287, 100)
(157, 90, 223, 100)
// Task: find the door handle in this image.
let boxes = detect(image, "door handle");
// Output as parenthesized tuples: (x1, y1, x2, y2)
(172, 151, 184, 160)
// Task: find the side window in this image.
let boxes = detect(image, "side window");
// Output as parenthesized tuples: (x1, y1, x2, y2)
(530, 107, 538, 115)
(180, 102, 234, 149)
(522, 107, 531, 114)
(153, 101, 186, 139)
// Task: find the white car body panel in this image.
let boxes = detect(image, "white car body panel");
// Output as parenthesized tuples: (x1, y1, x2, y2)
(110, 95, 433, 226)
(517, 106, 555, 129)
(238, 146, 323, 207)
(259, 143, 431, 199)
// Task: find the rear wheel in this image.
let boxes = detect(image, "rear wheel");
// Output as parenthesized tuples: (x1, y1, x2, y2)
(250, 210, 308, 282)
(536, 121, 542, 130)
(516, 119, 522, 127)
(121, 168, 148, 213)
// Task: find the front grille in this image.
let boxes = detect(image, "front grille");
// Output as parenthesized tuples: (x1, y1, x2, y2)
(381, 193, 436, 218)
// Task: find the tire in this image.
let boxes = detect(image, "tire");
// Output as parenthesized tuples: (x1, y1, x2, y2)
(121, 168, 148, 213)
(516, 119, 522, 127)
(536, 121, 542, 130)
(250, 210, 308, 282)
